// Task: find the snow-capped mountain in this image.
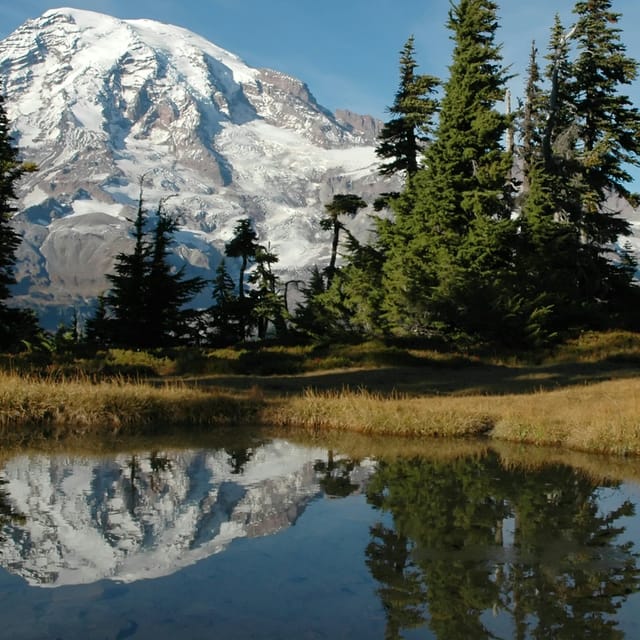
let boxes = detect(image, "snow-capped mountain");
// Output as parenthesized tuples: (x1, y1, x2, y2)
(0, 441, 374, 587)
(0, 8, 394, 325)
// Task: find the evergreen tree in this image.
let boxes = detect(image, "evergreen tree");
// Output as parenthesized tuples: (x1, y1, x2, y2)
(144, 200, 205, 347)
(320, 194, 367, 287)
(376, 35, 439, 180)
(326, 231, 390, 336)
(248, 244, 286, 339)
(225, 218, 259, 300)
(96, 187, 205, 348)
(519, 42, 546, 196)
(208, 259, 239, 345)
(103, 183, 152, 347)
(224, 217, 260, 340)
(293, 265, 335, 339)
(84, 294, 112, 348)
(0, 93, 39, 350)
(542, 15, 577, 180)
(570, 0, 640, 242)
(382, 0, 515, 342)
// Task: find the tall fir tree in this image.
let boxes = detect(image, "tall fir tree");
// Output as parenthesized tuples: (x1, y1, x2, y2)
(208, 259, 239, 345)
(248, 244, 286, 339)
(95, 187, 205, 348)
(376, 35, 440, 181)
(569, 0, 640, 242)
(224, 217, 260, 339)
(519, 42, 546, 196)
(224, 218, 259, 300)
(103, 183, 151, 347)
(144, 200, 205, 347)
(320, 194, 367, 287)
(382, 0, 515, 341)
(542, 14, 577, 183)
(0, 93, 39, 350)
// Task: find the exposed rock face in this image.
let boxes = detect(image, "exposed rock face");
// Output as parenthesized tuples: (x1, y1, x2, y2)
(0, 8, 396, 326)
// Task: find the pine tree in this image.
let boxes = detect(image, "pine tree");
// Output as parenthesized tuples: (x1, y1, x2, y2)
(248, 244, 286, 339)
(293, 266, 334, 339)
(224, 217, 260, 340)
(103, 183, 151, 347)
(96, 187, 205, 348)
(570, 0, 640, 243)
(225, 218, 259, 300)
(144, 200, 205, 347)
(376, 35, 439, 180)
(208, 259, 239, 345)
(542, 15, 577, 180)
(320, 194, 367, 287)
(329, 231, 389, 336)
(0, 93, 39, 350)
(519, 42, 546, 196)
(85, 294, 112, 347)
(383, 0, 515, 341)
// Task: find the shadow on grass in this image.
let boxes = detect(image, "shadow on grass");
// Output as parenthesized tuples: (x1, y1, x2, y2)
(182, 356, 640, 398)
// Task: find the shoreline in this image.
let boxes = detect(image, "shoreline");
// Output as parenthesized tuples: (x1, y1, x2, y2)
(1, 367, 639, 458)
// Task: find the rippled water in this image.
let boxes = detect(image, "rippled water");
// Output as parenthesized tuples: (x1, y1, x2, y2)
(1, 434, 639, 639)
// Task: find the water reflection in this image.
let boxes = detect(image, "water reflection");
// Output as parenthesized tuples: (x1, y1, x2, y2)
(0, 441, 370, 587)
(0, 440, 639, 639)
(366, 452, 640, 639)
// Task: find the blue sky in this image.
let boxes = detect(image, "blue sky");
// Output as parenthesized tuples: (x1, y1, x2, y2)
(1, 1, 639, 121)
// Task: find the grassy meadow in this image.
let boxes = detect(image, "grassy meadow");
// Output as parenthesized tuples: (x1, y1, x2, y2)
(2, 330, 640, 456)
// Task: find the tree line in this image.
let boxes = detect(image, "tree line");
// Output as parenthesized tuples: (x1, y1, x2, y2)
(1, 0, 640, 353)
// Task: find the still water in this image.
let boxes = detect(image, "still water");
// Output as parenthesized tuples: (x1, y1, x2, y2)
(1, 433, 640, 639)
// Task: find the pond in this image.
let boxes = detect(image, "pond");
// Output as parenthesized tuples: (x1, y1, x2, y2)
(1, 432, 640, 639)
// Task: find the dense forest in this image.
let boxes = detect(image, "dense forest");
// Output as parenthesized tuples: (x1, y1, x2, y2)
(1, 0, 640, 353)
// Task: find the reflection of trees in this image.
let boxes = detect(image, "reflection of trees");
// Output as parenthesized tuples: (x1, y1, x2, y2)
(366, 452, 639, 640)
(225, 446, 254, 475)
(314, 450, 359, 498)
(506, 465, 636, 640)
(0, 478, 25, 537)
(366, 524, 425, 639)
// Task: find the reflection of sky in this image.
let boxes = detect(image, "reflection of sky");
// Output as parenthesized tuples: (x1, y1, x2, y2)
(0, 495, 392, 640)
(598, 483, 640, 543)
(3, 446, 640, 639)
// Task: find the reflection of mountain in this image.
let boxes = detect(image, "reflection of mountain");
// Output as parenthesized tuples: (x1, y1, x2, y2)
(0, 441, 369, 587)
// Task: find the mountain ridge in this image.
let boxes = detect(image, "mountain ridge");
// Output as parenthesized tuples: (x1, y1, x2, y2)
(0, 7, 394, 326)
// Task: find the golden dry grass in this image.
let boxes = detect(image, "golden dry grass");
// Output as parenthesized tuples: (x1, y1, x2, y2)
(0, 371, 261, 444)
(265, 377, 640, 457)
(3, 329, 640, 458)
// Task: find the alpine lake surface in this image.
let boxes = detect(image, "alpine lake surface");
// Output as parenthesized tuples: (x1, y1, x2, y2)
(2, 428, 640, 640)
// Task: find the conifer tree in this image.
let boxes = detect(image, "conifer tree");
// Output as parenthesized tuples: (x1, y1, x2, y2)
(320, 194, 367, 287)
(84, 294, 111, 347)
(249, 244, 286, 339)
(225, 218, 259, 300)
(569, 0, 640, 243)
(293, 266, 334, 339)
(328, 232, 389, 336)
(224, 217, 260, 339)
(376, 35, 440, 180)
(208, 259, 238, 345)
(0, 93, 39, 350)
(95, 187, 205, 348)
(519, 42, 546, 195)
(103, 183, 151, 347)
(144, 200, 205, 347)
(383, 0, 514, 340)
(542, 15, 577, 180)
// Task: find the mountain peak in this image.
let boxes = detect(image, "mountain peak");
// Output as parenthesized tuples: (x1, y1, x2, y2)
(0, 8, 391, 326)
